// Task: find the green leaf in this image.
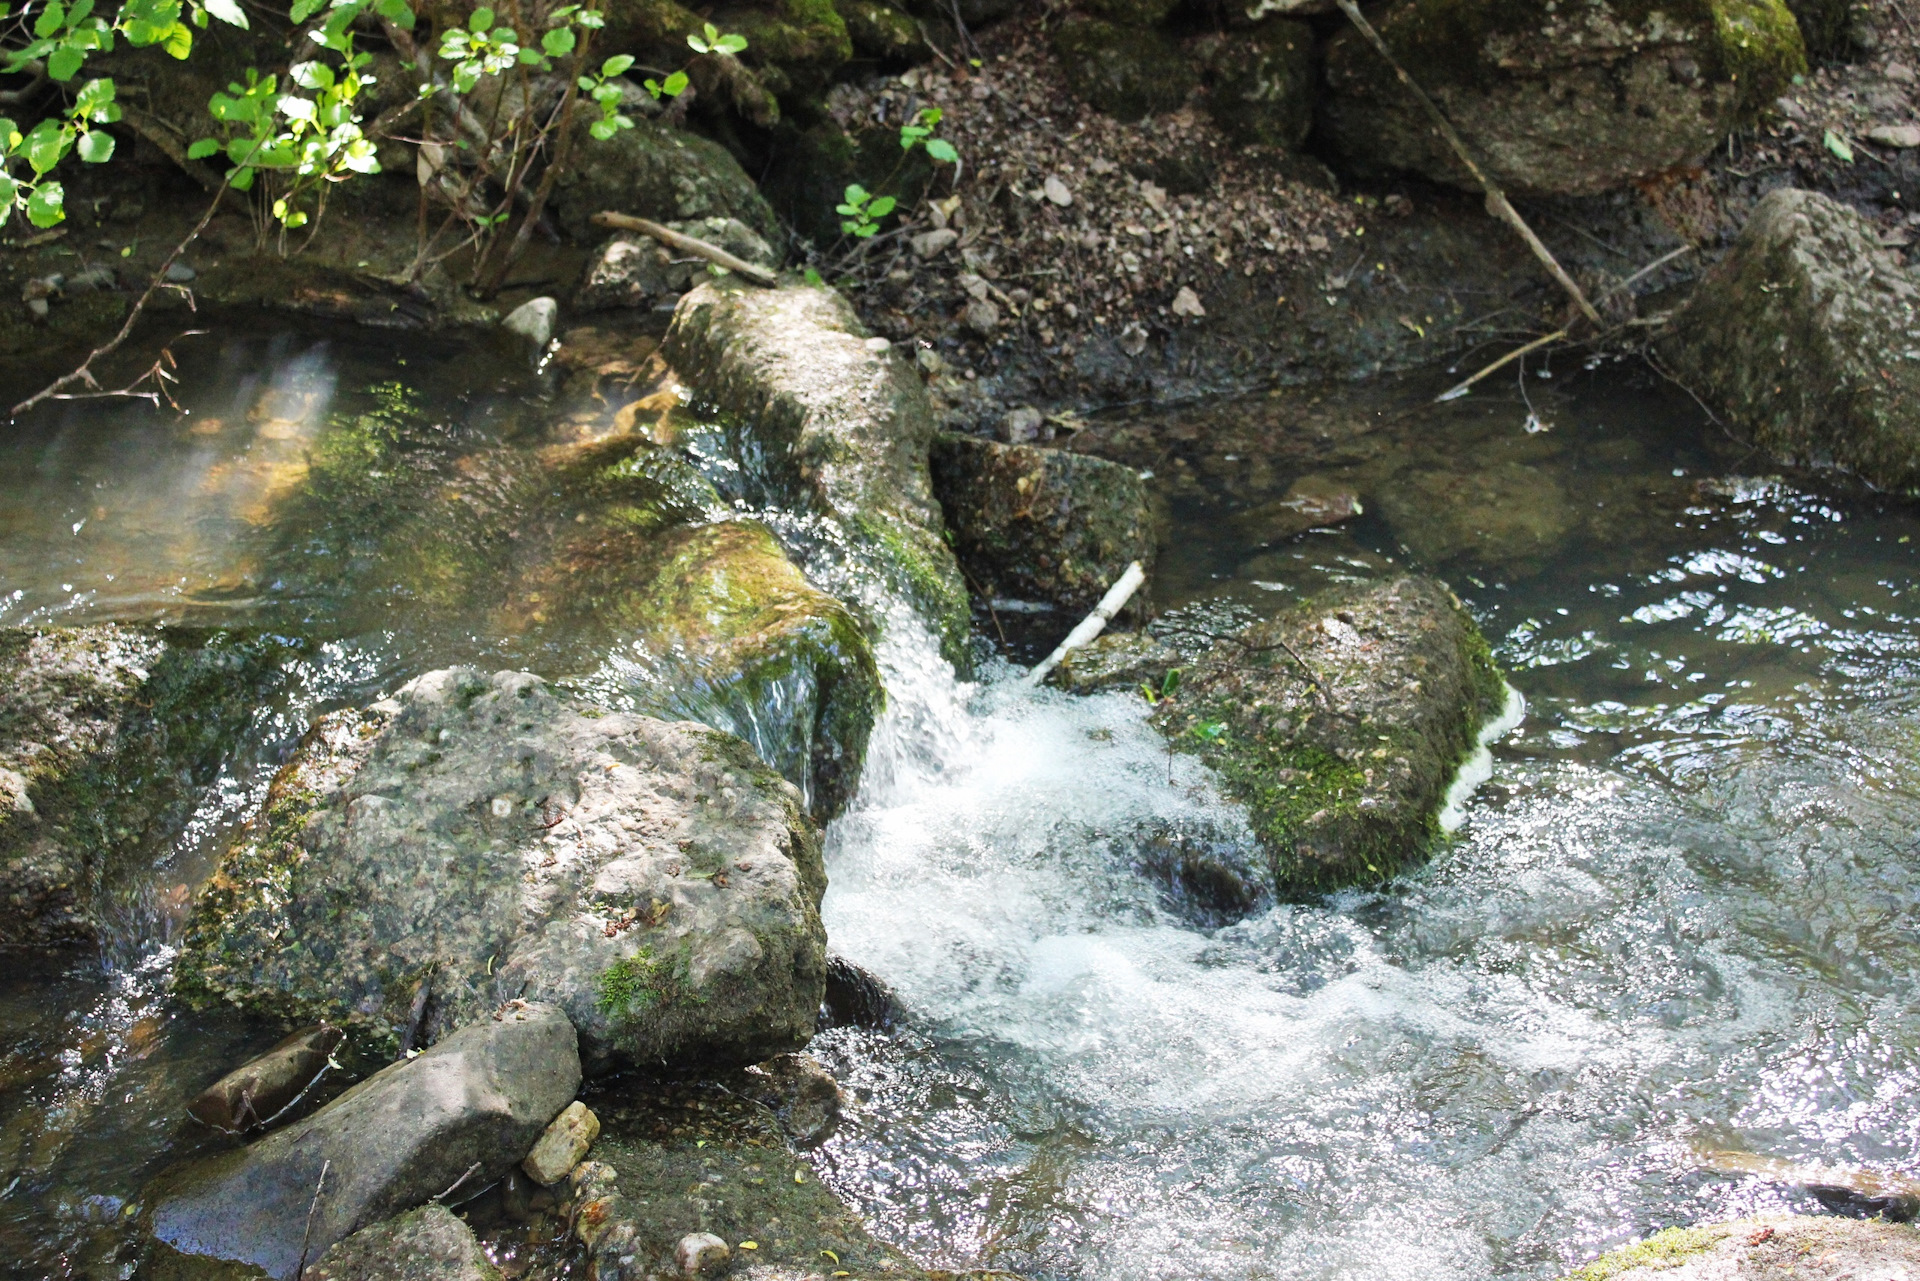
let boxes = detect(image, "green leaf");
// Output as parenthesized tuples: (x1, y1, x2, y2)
(868, 194, 895, 218)
(686, 33, 707, 52)
(73, 76, 115, 118)
(715, 31, 745, 52)
(853, 222, 878, 238)
(925, 138, 957, 163)
(202, 0, 245, 26)
(588, 117, 614, 140)
(186, 137, 219, 158)
(375, 0, 414, 28)
(843, 183, 869, 204)
(26, 181, 64, 226)
(162, 20, 191, 56)
(574, 8, 601, 27)
(0, 173, 16, 208)
(541, 26, 574, 55)
(468, 6, 491, 31)
(1823, 128, 1853, 162)
(289, 0, 324, 19)
(661, 68, 686, 96)
(24, 120, 66, 173)
(47, 45, 82, 80)
(229, 164, 254, 189)
(33, 1, 65, 39)
(600, 53, 632, 76)
(75, 129, 112, 161)
(702, 21, 718, 40)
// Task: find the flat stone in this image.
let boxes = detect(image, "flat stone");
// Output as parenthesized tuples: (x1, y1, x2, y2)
(523, 1101, 600, 1185)
(301, 1205, 499, 1281)
(174, 669, 827, 1073)
(147, 1004, 579, 1281)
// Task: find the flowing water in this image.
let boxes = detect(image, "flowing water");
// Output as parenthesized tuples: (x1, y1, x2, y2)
(2, 327, 1919, 1279)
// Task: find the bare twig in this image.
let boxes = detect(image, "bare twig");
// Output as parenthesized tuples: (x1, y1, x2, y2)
(11, 179, 229, 420)
(432, 1161, 484, 1204)
(294, 1158, 330, 1280)
(1333, 0, 1601, 328)
(591, 212, 780, 286)
(1436, 328, 1567, 402)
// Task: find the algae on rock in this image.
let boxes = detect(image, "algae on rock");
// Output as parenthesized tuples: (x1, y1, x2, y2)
(1663, 187, 1920, 492)
(0, 626, 288, 952)
(663, 283, 972, 666)
(173, 668, 828, 1073)
(1154, 576, 1506, 896)
(1051, 18, 1196, 123)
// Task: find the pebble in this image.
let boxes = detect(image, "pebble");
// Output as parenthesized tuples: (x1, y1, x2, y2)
(1171, 286, 1206, 317)
(676, 1231, 731, 1277)
(522, 1100, 600, 1185)
(1002, 406, 1044, 442)
(1043, 175, 1073, 206)
(502, 296, 558, 351)
(164, 262, 196, 283)
(911, 227, 959, 257)
(1869, 124, 1920, 148)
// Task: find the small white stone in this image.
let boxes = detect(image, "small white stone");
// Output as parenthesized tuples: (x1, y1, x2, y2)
(1171, 286, 1206, 318)
(521, 1100, 600, 1185)
(676, 1231, 731, 1277)
(910, 227, 959, 258)
(864, 336, 893, 353)
(491, 796, 515, 818)
(1043, 175, 1073, 207)
(502, 296, 558, 351)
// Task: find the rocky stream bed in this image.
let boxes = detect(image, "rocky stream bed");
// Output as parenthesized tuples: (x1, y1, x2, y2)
(5, 0, 1920, 1275)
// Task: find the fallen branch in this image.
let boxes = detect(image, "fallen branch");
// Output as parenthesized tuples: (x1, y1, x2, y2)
(591, 211, 780, 286)
(1024, 560, 1147, 689)
(294, 1158, 330, 1281)
(11, 177, 229, 420)
(1333, 0, 1601, 328)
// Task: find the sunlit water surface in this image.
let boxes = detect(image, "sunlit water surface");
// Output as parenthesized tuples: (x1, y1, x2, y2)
(2, 332, 1918, 1279)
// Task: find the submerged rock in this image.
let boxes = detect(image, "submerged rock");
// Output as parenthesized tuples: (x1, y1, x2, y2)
(1699, 1148, 1920, 1220)
(663, 283, 970, 664)
(174, 668, 827, 1072)
(147, 1003, 577, 1281)
(1231, 474, 1365, 547)
(1154, 576, 1507, 895)
(1375, 460, 1578, 576)
(1049, 630, 1180, 695)
(1557, 1215, 1920, 1279)
(188, 1025, 345, 1135)
(1320, 0, 1805, 195)
(930, 434, 1155, 614)
(1663, 188, 1920, 492)
(0, 626, 286, 951)
(302, 1204, 499, 1281)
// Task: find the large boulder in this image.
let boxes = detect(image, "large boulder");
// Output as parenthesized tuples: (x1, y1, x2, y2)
(663, 283, 971, 665)
(929, 434, 1155, 614)
(547, 116, 782, 248)
(0, 627, 284, 951)
(302, 1205, 499, 1281)
(1557, 1215, 1920, 1279)
(1153, 576, 1507, 895)
(1319, 0, 1806, 196)
(173, 668, 828, 1073)
(146, 1003, 578, 1281)
(1051, 18, 1196, 123)
(1663, 188, 1920, 492)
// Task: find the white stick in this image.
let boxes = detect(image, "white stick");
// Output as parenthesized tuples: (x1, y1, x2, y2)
(1023, 561, 1147, 688)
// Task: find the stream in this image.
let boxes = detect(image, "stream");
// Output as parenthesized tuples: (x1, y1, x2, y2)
(4, 323, 1920, 1279)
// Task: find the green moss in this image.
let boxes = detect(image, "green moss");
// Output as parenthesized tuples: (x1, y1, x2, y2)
(1711, 0, 1808, 106)
(598, 949, 671, 1016)
(733, 0, 852, 90)
(849, 510, 971, 672)
(1563, 1226, 1723, 1280)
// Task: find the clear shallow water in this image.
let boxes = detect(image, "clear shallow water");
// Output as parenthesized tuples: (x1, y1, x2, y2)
(808, 365, 1920, 1280)
(3, 335, 1920, 1279)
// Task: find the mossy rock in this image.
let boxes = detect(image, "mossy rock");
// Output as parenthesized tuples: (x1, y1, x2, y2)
(1559, 1215, 1920, 1278)
(719, 0, 854, 95)
(1320, 0, 1806, 195)
(0, 626, 291, 951)
(1662, 188, 1920, 493)
(1078, 0, 1181, 26)
(663, 284, 972, 670)
(547, 115, 782, 248)
(1204, 18, 1316, 150)
(835, 0, 931, 63)
(1154, 576, 1507, 896)
(173, 669, 827, 1073)
(1052, 18, 1198, 123)
(518, 518, 883, 820)
(930, 434, 1156, 615)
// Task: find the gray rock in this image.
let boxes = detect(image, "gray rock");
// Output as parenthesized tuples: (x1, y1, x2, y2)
(501, 297, 557, 352)
(1319, 0, 1806, 195)
(675, 1231, 730, 1277)
(549, 117, 781, 249)
(1663, 188, 1920, 491)
(576, 220, 778, 312)
(301, 1204, 499, 1281)
(1556, 1214, 1920, 1279)
(147, 1003, 578, 1281)
(1154, 576, 1507, 895)
(1049, 630, 1180, 695)
(0, 626, 284, 951)
(1051, 19, 1195, 124)
(1204, 20, 1316, 151)
(662, 284, 970, 665)
(173, 668, 827, 1073)
(930, 435, 1155, 615)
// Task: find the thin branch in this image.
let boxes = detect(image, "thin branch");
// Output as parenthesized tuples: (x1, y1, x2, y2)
(591, 212, 780, 285)
(11, 178, 230, 420)
(1436, 328, 1567, 402)
(294, 1158, 330, 1281)
(1332, 0, 1601, 328)
(0, 57, 47, 106)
